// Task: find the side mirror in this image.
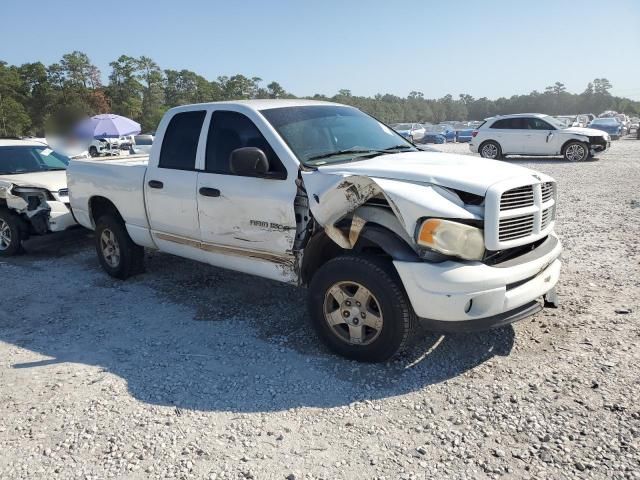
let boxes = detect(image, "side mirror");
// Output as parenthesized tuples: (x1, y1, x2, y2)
(229, 147, 269, 177)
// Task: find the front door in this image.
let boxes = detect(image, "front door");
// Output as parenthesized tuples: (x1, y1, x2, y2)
(523, 117, 557, 155)
(196, 109, 299, 282)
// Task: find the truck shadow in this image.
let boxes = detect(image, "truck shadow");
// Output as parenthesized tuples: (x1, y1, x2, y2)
(7, 227, 93, 267)
(3, 249, 515, 413)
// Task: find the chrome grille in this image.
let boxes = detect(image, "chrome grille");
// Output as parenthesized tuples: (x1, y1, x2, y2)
(541, 206, 554, 230)
(500, 185, 534, 211)
(486, 180, 557, 250)
(499, 214, 535, 241)
(541, 182, 554, 203)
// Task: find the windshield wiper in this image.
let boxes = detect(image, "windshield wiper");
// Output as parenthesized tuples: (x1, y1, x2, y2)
(307, 149, 382, 161)
(382, 145, 414, 151)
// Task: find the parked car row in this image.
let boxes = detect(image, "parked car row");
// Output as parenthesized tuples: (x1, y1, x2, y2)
(390, 122, 463, 144)
(88, 135, 155, 157)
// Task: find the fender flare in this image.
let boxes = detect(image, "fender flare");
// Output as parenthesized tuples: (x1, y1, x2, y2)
(356, 224, 420, 262)
(300, 222, 420, 285)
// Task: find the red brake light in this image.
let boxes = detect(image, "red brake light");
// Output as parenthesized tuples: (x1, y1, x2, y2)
(472, 130, 478, 137)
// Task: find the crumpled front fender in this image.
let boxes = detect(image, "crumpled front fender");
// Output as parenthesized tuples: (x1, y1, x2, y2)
(300, 171, 481, 249)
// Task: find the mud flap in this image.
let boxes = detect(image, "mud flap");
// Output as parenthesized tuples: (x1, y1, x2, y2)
(544, 287, 559, 308)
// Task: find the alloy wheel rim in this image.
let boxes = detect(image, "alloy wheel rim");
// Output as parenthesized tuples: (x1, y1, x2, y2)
(0, 219, 11, 250)
(482, 144, 498, 158)
(566, 144, 585, 161)
(100, 229, 121, 268)
(323, 281, 383, 346)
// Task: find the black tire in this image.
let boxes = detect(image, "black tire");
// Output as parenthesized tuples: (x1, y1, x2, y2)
(563, 141, 590, 162)
(94, 214, 144, 279)
(308, 255, 415, 362)
(0, 209, 23, 257)
(479, 140, 503, 159)
(89, 146, 99, 157)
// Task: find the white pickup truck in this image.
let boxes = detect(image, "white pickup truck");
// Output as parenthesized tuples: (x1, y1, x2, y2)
(68, 100, 562, 362)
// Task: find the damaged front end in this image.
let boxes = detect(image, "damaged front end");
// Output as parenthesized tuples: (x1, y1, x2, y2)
(300, 171, 482, 259)
(587, 135, 610, 154)
(0, 181, 54, 235)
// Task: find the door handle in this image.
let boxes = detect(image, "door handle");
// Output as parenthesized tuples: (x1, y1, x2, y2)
(148, 180, 164, 189)
(199, 187, 221, 197)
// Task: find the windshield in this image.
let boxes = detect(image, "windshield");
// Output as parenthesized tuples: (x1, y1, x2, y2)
(592, 118, 617, 125)
(393, 123, 413, 130)
(0, 146, 70, 175)
(262, 106, 415, 166)
(427, 125, 447, 133)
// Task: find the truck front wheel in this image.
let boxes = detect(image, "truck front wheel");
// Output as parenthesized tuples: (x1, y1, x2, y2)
(95, 215, 144, 279)
(308, 255, 415, 362)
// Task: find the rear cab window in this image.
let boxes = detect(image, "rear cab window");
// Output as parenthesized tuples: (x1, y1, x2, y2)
(158, 111, 206, 170)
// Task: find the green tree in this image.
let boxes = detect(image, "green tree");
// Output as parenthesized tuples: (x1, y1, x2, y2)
(137, 56, 165, 131)
(108, 55, 143, 119)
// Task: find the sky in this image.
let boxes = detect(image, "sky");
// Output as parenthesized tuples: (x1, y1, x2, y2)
(1, 0, 639, 100)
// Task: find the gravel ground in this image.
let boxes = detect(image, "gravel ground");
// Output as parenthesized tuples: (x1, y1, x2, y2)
(1, 137, 639, 480)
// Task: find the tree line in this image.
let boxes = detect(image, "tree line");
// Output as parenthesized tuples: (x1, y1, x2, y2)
(1, 51, 638, 137)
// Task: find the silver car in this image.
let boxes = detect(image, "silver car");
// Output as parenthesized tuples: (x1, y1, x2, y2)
(130, 135, 154, 155)
(390, 123, 426, 142)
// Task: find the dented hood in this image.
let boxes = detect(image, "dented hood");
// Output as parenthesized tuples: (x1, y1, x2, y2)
(561, 126, 609, 137)
(312, 151, 532, 196)
(301, 151, 544, 248)
(0, 170, 67, 192)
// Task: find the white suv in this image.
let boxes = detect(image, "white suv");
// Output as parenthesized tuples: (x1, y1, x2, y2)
(469, 113, 610, 162)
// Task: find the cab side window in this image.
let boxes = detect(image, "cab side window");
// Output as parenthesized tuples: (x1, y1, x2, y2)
(205, 111, 286, 177)
(158, 111, 206, 170)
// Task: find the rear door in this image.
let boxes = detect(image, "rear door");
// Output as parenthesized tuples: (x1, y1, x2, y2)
(144, 110, 206, 257)
(196, 108, 299, 282)
(489, 118, 523, 153)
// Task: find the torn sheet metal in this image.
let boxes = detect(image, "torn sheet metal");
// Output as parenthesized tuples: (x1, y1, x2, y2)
(0, 181, 29, 212)
(0, 181, 52, 224)
(301, 171, 482, 249)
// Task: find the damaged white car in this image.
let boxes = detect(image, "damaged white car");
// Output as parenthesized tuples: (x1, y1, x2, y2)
(0, 140, 76, 256)
(68, 100, 562, 362)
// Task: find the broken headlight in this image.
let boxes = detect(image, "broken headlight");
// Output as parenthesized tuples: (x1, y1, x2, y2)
(416, 218, 484, 261)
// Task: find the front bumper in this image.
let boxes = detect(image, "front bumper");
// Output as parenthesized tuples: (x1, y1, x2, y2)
(393, 234, 562, 327)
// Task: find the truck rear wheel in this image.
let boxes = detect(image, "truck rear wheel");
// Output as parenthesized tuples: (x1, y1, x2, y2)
(308, 255, 415, 362)
(0, 209, 23, 257)
(95, 215, 144, 279)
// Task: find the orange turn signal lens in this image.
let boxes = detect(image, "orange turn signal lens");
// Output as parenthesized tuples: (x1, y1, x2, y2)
(417, 219, 441, 246)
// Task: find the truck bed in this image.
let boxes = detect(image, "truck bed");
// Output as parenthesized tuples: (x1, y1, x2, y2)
(67, 157, 150, 232)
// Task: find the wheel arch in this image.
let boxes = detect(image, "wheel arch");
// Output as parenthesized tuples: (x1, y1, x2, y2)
(560, 136, 589, 154)
(300, 221, 419, 286)
(88, 196, 124, 228)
